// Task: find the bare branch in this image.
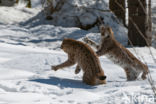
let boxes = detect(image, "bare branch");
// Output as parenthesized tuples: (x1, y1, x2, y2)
(115, 0, 156, 97)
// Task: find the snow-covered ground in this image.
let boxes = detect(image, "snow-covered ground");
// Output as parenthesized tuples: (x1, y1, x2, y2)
(0, 41, 156, 104)
(0, 39, 156, 104)
(0, 0, 156, 104)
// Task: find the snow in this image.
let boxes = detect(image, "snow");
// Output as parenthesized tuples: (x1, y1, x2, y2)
(0, 43, 155, 104)
(0, 0, 156, 104)
(0, 7, 40, 24)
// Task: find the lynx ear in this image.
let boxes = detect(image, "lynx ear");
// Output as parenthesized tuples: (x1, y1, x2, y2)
(99, 76, 107, 80)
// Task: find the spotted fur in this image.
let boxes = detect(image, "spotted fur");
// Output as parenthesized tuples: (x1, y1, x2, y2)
(52, 38, 106, 85)
(83, 25, 148, 81)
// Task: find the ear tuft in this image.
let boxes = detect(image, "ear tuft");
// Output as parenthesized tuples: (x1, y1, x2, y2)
(99, 76, 106, 80)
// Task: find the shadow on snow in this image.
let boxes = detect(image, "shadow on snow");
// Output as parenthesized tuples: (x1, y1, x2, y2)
(30, 76, 96, 89)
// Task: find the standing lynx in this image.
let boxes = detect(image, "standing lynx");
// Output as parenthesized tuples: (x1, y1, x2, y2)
(83, 25, 148, 81)
(51, 38, 106, 85)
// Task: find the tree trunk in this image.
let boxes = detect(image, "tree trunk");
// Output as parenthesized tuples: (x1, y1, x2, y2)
(109, 0, 125, 25)
(26, 0, 31, 8)
(128, 0, 151, 46)
(148, 0, 152, 32)
(16, 0, 31, 8)
(16, 0, 19, 3)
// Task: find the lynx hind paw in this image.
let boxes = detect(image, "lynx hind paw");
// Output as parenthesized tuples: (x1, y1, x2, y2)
(99, 76, 107, 80)
(75, 69, 80, 74)
(51, 66, 58, 71)
(141, 74, 147, 80)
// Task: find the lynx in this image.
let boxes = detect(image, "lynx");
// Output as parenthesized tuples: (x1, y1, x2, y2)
(83, 25, 148, 81)
(51, 38, 106, 85)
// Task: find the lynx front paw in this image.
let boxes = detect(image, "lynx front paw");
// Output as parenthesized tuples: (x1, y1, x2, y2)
(83, 37, 89, 43)
(51, 66, 58, 71)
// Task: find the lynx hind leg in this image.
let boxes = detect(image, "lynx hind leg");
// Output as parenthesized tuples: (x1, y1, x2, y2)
(124, 67, 140, 81)
(82, 72, 95, 85)
(75, 65, 81, 74)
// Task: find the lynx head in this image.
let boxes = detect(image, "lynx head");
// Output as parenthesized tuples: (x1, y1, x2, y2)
(61, 38, 76, 53)
(100, 25, 115, 40)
